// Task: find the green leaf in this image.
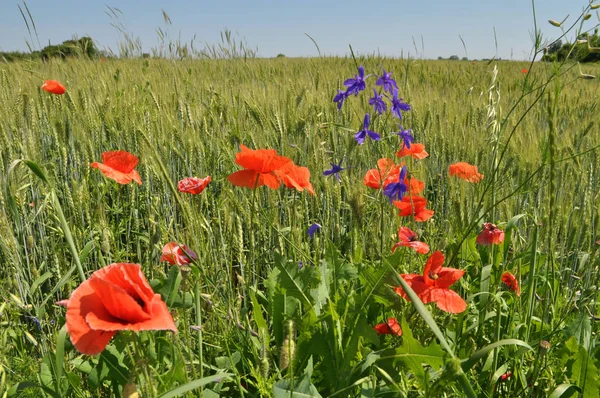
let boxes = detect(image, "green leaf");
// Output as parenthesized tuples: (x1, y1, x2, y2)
(158, 374, 233, 398)
(461, 339, 533, 371)
(384, 319, 446, 386)
(548, 384, 582, 398)
(29, 271, 53, 295)
(273, 253, 316, 308)
(23, 160, 49, 184)
(557, 337, 599, 398)
(564, 312, 592, 350)
(273, 357, 322, 398)
(55, 325, 68, 396)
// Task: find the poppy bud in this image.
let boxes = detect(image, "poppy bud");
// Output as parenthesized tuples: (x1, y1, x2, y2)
(539, 340, 551, 356)
(279, 337, 295, 370)
(122, 383, 139, 398)
(584, 13, 592, 20)
(548, 19, 562, 27)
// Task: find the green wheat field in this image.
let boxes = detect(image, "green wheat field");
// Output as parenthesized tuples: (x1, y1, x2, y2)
(0, 52, 599, 397)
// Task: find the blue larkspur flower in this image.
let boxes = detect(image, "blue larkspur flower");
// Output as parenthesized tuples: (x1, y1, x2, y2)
(344, 65, 367, 96)
(383, 166, 407, 201)
(323, 158, 346, 182)
(390, 88, 411, 119)
(354, 114, 380, 145)
(376, 68, 398, 94)
(394, 126, 414, 149)
(307, 223, 321, 239)
(368, 89, 387, 115)
(333, 89, 348, 111)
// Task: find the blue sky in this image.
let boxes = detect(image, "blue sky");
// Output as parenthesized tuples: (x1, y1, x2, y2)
(0, 0, 593, 60)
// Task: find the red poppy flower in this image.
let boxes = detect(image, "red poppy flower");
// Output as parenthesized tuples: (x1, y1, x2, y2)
(227, 145, 292, 189)
(407, 177, 425, 195)
(500, 371, 512, 381)
(392, 227, 430, 254)
(363, 158, 402, 189)
(395, 251, 467, 313)
(373, 317, 402, 336)
(393, 195, 434, 222)
(396, 143, 429, 159)
(160, 242, 198, 266)
(501, 272, 520, 296)
(65, 263, 177, 355)
(41, 80, 66, 95)
(178, 176, 211, 194)
(91, 150, 142, 185)
(476, 222, 505, 245)
(275, 163, 315, 195)
(521, 69, 528, 73)
(448, 162, 484, 183)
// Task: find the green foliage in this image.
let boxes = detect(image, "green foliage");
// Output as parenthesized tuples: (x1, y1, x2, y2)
(0, 36, 98, 62)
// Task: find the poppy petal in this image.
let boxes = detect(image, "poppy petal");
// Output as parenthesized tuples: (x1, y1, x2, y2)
(91, 162, 142, 185)
(92, 263, 154, 306)
(66, 279, 116, 355)
(87, 278, 151, 323)
(410, 241, 430, 254)
(101, 151, 139, 173)
(436, 267, 465, 289)
(86, 295, 177, 332)
(227, 170, 261, 188)
(423, 251, 444, 285)
(431, 288, 467, 313)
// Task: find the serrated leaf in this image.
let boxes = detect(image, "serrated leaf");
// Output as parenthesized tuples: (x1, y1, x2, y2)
(385, 319, 446, 386)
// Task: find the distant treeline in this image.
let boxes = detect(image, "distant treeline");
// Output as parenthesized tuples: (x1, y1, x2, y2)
(542, 33, 600, 63)
(0, 37, 99, 62)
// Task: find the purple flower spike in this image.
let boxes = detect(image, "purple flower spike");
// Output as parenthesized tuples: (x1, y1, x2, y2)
(307, 223, 322, 239)
(354, 113, 380, 145)
(394, 126, 414, 149)
(368, 89, 387, 115)
(391, 88, 411, 119)
(333, 89, 348, 111)
(383, 166, 407, 202)
(344, 65, 367, 96)
(323, 158, 346, 182)
(376, 68, 398, 94)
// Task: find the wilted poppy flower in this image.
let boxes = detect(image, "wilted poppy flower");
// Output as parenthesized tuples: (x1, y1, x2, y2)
(178, 176, 211, 194)
(41, 80, 66, 95)
(396, 143, 429, 159)
(227, 145, 292, 189)
(501, 272, 520, 296)
(373, 317, 402, 336)
(393, 195, 434, 222)
(395, 251, 467, 313)
(392, 227, 430, 254)
(160, 242, 198, 266)
(476, 222, 504, 245)
(449, 162, 484, 183)
(91, 150, 142, 185)
(65, 263, 177, 355)
(275, 163, 315, 195)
